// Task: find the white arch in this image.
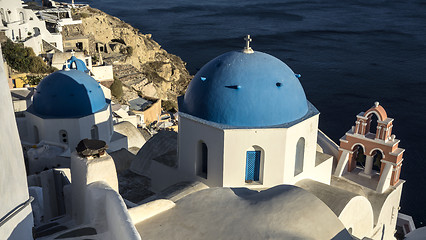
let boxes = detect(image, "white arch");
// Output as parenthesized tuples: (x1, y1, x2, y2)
(351, 143, 366, 153)
(369, 148, 385, 159)
(365, 110, 383, 122)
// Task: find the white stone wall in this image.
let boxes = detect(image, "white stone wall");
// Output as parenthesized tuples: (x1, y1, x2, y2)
(92, 65, 113, 82)
(25, 105, 114, 152)
(371, 182, 404, 240)
(222, 127, 287, 188)
(178, 115, 225, 187)
(0, 44, 33, 239)
(178, 113, 332, 189)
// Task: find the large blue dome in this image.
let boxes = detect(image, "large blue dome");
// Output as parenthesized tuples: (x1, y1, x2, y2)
(31, 70, 107, 118)
(179, 51, 309, 127)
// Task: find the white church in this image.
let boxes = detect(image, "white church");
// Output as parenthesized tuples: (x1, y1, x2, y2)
(0, 36, 421, 240)
(14, 54, 144, 174)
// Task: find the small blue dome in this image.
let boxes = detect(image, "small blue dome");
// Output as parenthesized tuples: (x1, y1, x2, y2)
(32, 70, 107, 118)
(179, 51, 309, 127)
(64, 56, 89, 73)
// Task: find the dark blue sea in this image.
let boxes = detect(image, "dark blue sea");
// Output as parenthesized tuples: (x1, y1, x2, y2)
(37, 0, 426, 226)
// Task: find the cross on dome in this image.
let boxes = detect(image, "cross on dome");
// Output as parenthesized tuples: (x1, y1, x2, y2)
(63, 60, 70, 71)
(243, 35, 254, 54)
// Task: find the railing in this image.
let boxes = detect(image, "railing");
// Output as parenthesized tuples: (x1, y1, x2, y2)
(0, 197, 34, 228)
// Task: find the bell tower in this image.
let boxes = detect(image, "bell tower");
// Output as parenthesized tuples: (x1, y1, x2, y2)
(334, 102, 404, 193)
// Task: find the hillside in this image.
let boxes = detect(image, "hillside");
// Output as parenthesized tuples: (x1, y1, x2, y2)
(62, 6, 192, 108)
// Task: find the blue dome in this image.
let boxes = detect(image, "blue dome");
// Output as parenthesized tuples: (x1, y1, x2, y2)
(179, 51, 309, 127)
(32, 70, 107, 118)
(64, 56, 89, 73)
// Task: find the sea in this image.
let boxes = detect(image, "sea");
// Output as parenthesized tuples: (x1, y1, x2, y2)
(32, 0, 426, 227)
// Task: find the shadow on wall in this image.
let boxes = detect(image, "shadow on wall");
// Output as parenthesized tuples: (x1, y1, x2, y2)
(331, 229, 353, 240)
(7, 211, 33, 240)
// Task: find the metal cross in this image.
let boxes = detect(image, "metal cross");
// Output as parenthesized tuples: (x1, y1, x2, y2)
(243, 35, 254, 54)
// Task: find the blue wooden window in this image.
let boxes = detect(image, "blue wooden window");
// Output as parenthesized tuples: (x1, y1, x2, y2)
(246, 151, 261, 182)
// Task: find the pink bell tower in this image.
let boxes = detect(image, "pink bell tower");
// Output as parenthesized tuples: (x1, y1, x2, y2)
(335, 102, 404, 193)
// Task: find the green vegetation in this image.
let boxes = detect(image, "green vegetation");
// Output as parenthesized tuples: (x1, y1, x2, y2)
(1, 39, 56, 73)
(110, 77, 123, 99)
(25, 75, 44, 85)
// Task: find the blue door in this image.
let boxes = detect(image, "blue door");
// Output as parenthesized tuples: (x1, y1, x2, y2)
(246, 151, 261, 182)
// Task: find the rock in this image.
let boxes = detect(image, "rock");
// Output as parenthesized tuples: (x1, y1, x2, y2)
(139, 82, 159, 99)
(64, 6, 192, 107)
(158, 63, 172, 81)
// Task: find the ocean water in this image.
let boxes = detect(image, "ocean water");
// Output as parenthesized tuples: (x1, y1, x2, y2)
(41, 0, 426, 226)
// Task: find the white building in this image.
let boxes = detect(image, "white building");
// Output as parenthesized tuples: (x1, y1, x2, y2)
(177, 49, 332, 189)
(0, 0, 63, 54)
(15, 57, 144, 174)
(130, 37, 406, 240)
(0, 36, 413, 240)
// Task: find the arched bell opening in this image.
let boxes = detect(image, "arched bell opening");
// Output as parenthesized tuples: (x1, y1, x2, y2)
(352, 145, 366, 169)
(371, 150, 383, 172)
(366, 113, 379, 136)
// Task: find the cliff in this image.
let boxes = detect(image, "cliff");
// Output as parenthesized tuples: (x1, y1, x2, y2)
(62, 6, 192, 107)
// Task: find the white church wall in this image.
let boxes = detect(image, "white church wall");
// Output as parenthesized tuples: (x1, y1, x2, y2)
(337, 196, 374, 239)
(312, 152, 333, 184)
(178, 115, 225, 187)
(78, 105, 113, 144)
(222, 127, 286, 188)
(283, 115, 332, 185)
(371, 182, 404, 240)
(26, 105, 113, 151)
(0, 45, 33, 239)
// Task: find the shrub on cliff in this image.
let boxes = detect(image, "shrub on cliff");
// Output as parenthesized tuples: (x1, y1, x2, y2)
(1, 39, 56, 73)
(110, 77, 123, 99)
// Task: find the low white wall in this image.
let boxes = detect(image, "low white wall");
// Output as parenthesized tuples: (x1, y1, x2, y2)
(92, 65, 113, 82)
(128, 199, 175, 225)
(317, 129, 339, 159)
(86, 181, 141, 240)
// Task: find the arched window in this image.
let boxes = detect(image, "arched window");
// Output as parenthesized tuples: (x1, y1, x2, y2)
(197, 141, 208, 178)
(19, 12, 24, 24)
(34, 126, 39, 143)
(294, 137, 305, 176)
(33, 27, 40, 36)
(91, 125, 99, 140)
(245, 146, 264, 183)
(59, 130, 68, 144)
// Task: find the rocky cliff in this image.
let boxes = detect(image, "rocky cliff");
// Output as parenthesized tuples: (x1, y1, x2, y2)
(62, 6, 192, 107)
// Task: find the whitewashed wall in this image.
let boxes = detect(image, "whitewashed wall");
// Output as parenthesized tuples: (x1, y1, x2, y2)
(0, 45, 33, 239)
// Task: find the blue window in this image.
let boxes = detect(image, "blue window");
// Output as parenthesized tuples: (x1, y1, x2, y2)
(246, 151, 261, 182)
